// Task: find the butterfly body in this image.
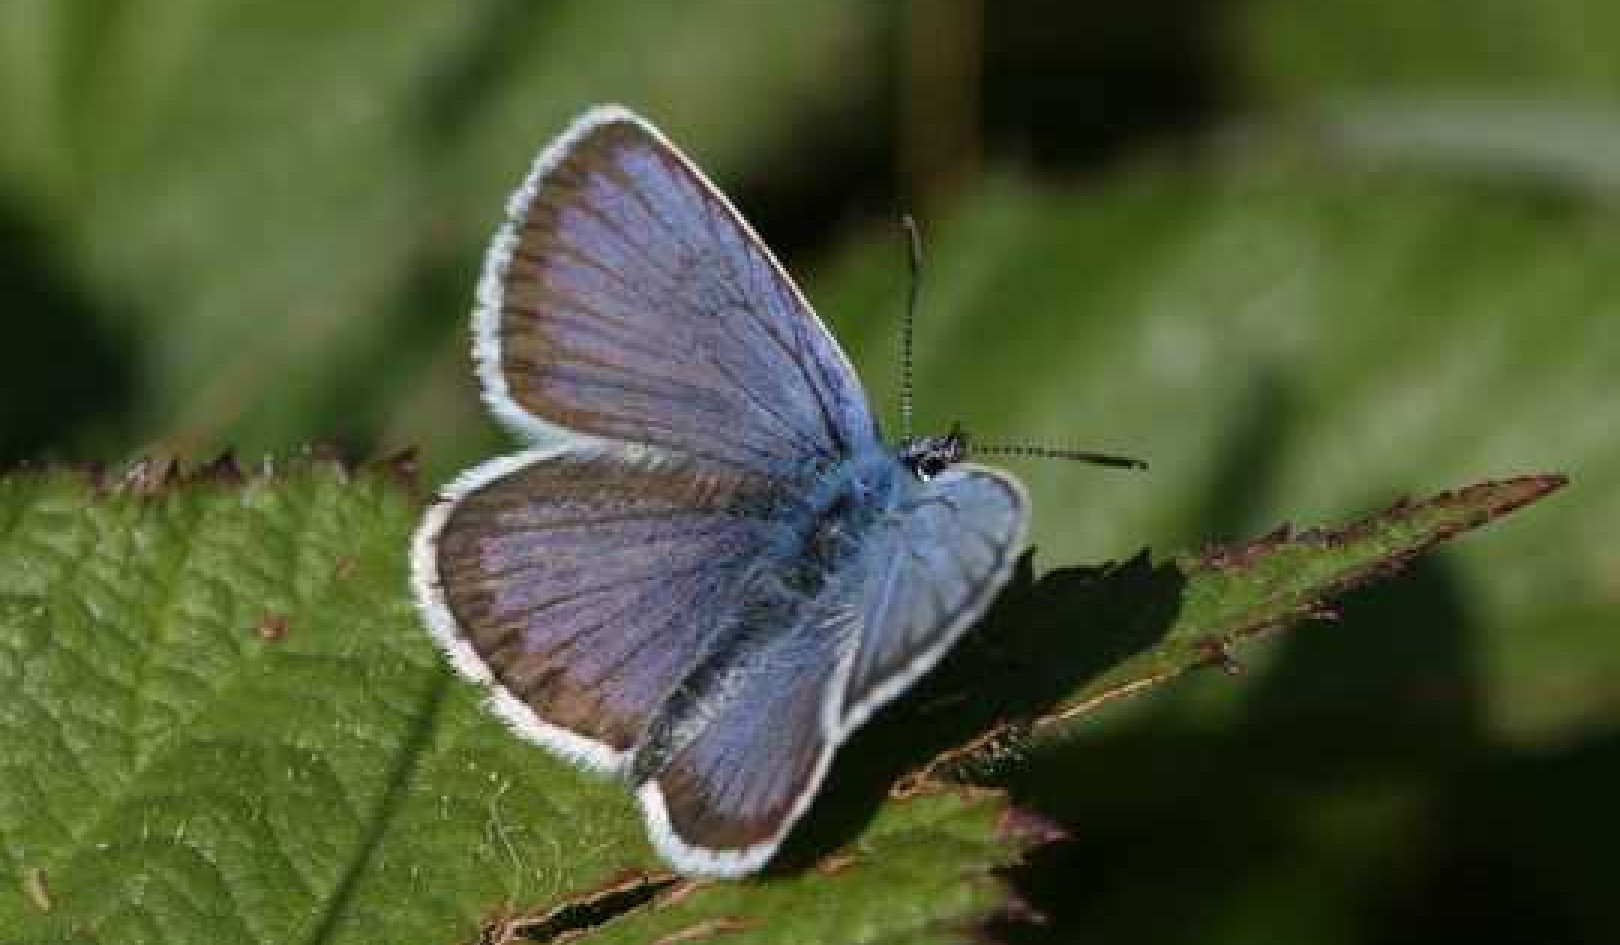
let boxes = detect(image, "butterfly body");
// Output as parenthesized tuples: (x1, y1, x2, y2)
(776, 441, 909, 559)
(618, 435, 950, 788)
(413, 106, 1028, 876)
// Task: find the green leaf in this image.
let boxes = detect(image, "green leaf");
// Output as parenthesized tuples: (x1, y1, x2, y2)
(916, 475, 1568, 780)
(0, 456, 1567, 942)
(0, 461, 1021, 945)
(1073, 475, 1571, 720)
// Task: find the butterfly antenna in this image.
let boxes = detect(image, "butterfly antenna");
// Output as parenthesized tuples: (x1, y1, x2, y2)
(972, 442, 1149, 471)
(899, 213, 924, 440)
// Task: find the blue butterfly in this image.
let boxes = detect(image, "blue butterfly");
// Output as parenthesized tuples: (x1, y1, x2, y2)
(412, 105, 1029, 877)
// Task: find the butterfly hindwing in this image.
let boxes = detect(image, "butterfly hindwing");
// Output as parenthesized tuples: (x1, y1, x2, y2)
(639, 605, 852, 876)
(412, 445, 775, 770)
(838, 465, 1028, 728)
(478, 105, 876, 474)
(636, 464, 1027, 874)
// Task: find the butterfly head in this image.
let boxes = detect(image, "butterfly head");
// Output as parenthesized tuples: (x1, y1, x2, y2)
(898, 422, 967, 482)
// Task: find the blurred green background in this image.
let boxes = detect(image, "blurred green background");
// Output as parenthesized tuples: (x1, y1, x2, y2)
(2, 1, 1615, 941)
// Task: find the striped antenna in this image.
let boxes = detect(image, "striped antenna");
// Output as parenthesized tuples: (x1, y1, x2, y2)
(898, 213, 923, 440)
(972, 442, 1148, 471)
(891, 217, 1145, 474)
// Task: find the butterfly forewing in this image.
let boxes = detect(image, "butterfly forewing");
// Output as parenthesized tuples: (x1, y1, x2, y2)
(417, 446, 774, 767)
(481, 107, 875, 474)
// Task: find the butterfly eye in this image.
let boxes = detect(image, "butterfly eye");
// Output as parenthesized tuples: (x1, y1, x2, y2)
(899, 434, 964, 482)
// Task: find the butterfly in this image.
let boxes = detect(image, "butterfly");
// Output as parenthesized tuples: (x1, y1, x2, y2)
(411, 105, 1030, 878)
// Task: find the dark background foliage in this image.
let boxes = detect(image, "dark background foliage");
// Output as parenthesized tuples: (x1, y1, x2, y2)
(2, 1, 1615, 941)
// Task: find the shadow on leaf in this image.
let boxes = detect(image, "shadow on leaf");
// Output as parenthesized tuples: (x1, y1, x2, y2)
(773, 548, 1187, 873)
